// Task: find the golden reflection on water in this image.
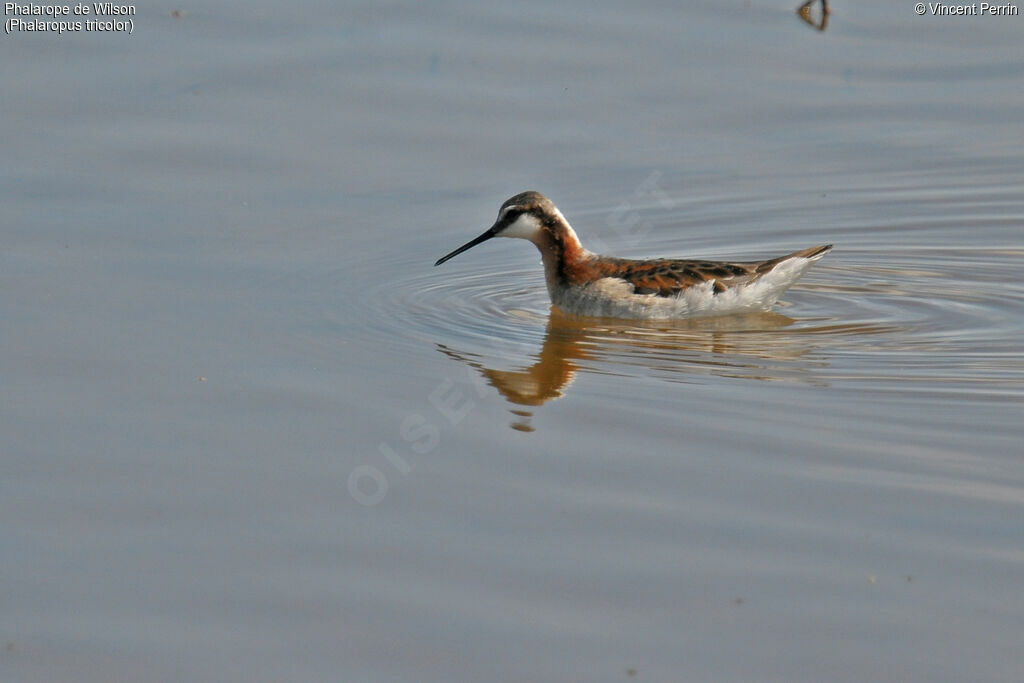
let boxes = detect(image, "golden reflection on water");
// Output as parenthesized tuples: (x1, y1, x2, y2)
(437, 308, 885, 431)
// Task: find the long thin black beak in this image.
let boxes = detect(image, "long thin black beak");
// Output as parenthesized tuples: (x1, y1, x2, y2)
(434, 224, 499, 266)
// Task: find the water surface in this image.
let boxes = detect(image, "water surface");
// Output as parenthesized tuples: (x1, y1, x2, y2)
(3, 2, 1023, 682)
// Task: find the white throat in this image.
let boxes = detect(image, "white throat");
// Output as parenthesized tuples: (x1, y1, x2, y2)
(499, 213, 544, 242)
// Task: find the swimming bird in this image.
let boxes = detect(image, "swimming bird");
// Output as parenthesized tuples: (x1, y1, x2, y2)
(434, 191, 831, 319)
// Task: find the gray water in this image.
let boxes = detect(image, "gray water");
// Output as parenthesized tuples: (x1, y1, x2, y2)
(3, 2, 1024, 682)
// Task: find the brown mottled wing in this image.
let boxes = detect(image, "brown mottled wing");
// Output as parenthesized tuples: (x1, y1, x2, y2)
(606, 258, 757, 297)
(608, 245, 833, 298)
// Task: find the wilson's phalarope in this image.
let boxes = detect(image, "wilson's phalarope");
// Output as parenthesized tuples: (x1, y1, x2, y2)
(435, 191, 832, 319)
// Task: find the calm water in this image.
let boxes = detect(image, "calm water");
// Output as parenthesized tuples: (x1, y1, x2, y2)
(3, 2, 1024, 682)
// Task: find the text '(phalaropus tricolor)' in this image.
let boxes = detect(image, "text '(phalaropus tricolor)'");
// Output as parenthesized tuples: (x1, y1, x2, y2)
(434, 191, 832, 319)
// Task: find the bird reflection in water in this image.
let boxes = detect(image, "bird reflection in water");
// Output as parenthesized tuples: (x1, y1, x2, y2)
(438, 308, 827, 432)
(797, 0, 830, 31)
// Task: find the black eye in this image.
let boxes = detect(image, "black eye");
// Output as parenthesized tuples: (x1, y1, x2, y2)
(502, 208, 522, 223)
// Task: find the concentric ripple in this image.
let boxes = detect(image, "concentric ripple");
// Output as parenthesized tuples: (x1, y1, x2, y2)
(340, 247, 553, 361)
(337, 215, 1023, 398)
